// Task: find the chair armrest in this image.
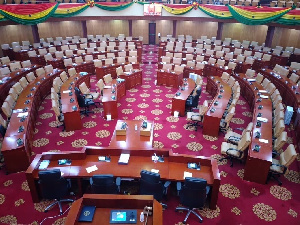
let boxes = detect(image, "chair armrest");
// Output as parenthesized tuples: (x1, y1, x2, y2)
(164, 181, 171, 188)
(176, 182, 182, 196)
(116, 177, 121, 192)
(83, 93, 94, 99)
(226, 147, 243, 158)
(206, 186, 211, 195)
(271, 163, 287, 174)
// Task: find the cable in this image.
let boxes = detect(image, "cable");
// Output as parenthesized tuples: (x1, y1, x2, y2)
(39, 202, 73, 225)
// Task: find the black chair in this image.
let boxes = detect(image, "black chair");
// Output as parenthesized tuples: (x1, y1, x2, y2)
(185, 94, 200, 112)
(38, 169, 73, 214)
(74, 87, 99, 116)
(90, 174, 121, 194)
(175, 178, 210, 224)
(139, 170, 171, 208)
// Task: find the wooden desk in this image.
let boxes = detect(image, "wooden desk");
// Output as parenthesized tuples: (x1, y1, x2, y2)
(65, 194, 162, 225)
(183, 66, 203, 78)
(109, 120, 154, 150)
(233, 73, 273, 184)
(270, 54, 289, 67)
(2, 69, 62, 173)
(25, 148, 220, 209)
(119, 70, 142, 90)
(102, 79, 126, 119)
(156, 70, 183, 88)
(95, 63, 140, 81)
(60, 73, 91, 131)
(171, 78, 195, 117)
(203, 76, 232, 137)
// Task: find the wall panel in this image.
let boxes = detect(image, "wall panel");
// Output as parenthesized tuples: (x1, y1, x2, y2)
(0, 25, 33, 56)
(176, 21, 218, 39)
(38, 21, 83, 39)
(155, 20, 173, 44)
(86, 20, 129, 37)
(272, 27, 300, 49)
(132, 20, 150, 44)
(222, 23, 268, 45)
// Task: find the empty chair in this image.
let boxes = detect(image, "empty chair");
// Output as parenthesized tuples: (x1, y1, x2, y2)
(85, 55, 93, 63)
(44, 53, 53, 62)
(65, 50, 74, 58)
(117, 57, 125, 64)
(290, 73, 299, 83)
(5, 95, 16, 109)
(256, 73, 264, 84)
(64, 58, 73, 67)
(228, 62, 237, 70)
(224, 122, 253, 144)
(273, 119, 285, 139)
(2, 102, 12, 119)
(19, 77, 29, 89)
(253, 52, 263, 59)
(225, 52, 234, 61)
(236, 55, 245, 63)
(173, 58, 182, 65)
(0, 114, 7, 129)
(0, 67, 11, 76)
(68, 68, 76, 77)
(44, 65, 54, 74)
(9, 62, 21, 71)
(186, 100, 208, 131)
(124, 64, 133, 72)
(96, 79, 105, 94)
(245, 57, 255, 65)
(75, 56, 83, 65)
(21, 60, 32, 68)
(12, 82, 23, 95)
(38, 169, 73, 214)
(261, 78, 271, 89)
(55, 51, 64, 59)
(187, 61, 195, 68)
(103, 74, 112, 85)
(268, 144, 297, 185)
(28, 50, 37, 58)
(105, 58, 113, 66)
(79, 82, 100, 100)
(216, 59, 225, 67)
(245, 69, 255, 78)
(163, 64, 173, 71)
(174, 65, 184, 73)
(129, 51, 137, 57)
(208, 58, 216, 64)
(220, 131, 251, 167)
(9, 87, 18, 101)
(77, 50, 85, 55)
(60, 71, 68, 83)
(38, 48, 48, 56)
(116, 66, 124, 76)
(90, 174, 121, 194)
(221, 72, 230, 82)
(140, 170, 171, 208)
(26, 72, 36, 83)
(175, 178, 209, 224)
(53, 77, 63, 94)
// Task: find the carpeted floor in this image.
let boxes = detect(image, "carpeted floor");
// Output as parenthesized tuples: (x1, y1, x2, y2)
(0, 45, 299, 225)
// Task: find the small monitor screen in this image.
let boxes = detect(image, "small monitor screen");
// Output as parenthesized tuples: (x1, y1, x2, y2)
(111, 212, 126, 222)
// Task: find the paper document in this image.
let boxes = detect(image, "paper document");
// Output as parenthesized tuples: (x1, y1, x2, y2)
(86, 165, 98, 173)
(184, 171, 193, 179)
(151, 169, 159, 173)
(258, 90, 267, 93)
(260, 95, 269, 99)
(259, 139, 269, 144)
(17, 112, 28, 117)
(257, 117, 268, 123)
(118, 153, 130, 164)
(63, 90, 71, 93)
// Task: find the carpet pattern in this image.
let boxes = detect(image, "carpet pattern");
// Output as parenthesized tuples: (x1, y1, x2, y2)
(0, 45, 299, 225)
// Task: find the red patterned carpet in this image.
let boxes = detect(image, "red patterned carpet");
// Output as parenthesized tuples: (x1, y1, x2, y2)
(0, 45, 299, 225)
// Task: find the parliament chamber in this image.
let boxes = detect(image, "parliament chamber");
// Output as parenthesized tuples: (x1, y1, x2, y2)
(0, 2, 299, 225)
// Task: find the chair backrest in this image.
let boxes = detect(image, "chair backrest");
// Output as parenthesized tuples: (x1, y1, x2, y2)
(21, 60, 32, 68)
(116, 66, 124, 76)
(97, 79, 105, 92)
(280, 144, 297, 169)
(44, 53, 53, 62)
(91, 174, 119, 194)
(246, 69, 255, 78)
(10, 62, 21, 71)
(274, 131, 287, 151)
(104, 74, 112, 84)
(163, 64, 173, 71)
(19, 77, 29, 89)
(140, 170, 164, 201)
(60, 71, 68, 83)
(180, 177, 207, 209)
(256, 73, 264, 84)
(221, 72, 230, 82)
(274, 119, 285, 138)
(290, 73, 299, 83)
(44, 65, 53, 74)
(228, 62, 236, 70)
(237, 131, 251, 151)
(38, 169, 69, 200)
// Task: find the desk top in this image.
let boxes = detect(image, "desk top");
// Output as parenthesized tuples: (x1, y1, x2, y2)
(205, 76, 232, 119)
(109, 120, 154, 150)
(65, 194, 162, 225)
(173, 78, 195, 101)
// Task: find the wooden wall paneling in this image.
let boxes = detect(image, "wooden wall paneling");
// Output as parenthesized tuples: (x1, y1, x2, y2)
(222, 23, 268, 45)
(132, 20, 150, 44)
(86, 20, 129, 37)
(272, 27, 300, 49)
(37, 21, 83, 39)
(0, 24, 34, 57)
(176, 21, 218, 39)
(155, 20, 173, 44)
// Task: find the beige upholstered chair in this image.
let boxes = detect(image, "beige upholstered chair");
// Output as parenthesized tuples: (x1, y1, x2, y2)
(60, 71, 68, 83)
(36, 68, 46, 77)
(268, 144, 297, 185)
(64, 58, 73, 67)
(224, 122, 253, 144)
(96, 79, 105, 94)
(75, 56, 84, 64)
(0, 67, 10, 76)
(103, 74, 113, 85)
(273, 131, 287, 154)
(124, 64, 133, 72)
(9, 88, 18, 101)
(220, 107, 235, 134)
(0, 114, 7, 129)
(10, 62, 21, 71)
(2, 101, 12, 119)
(245, 69, 256, 78)
(186, 100, 209, 131)
(21, 60, 32, 68)
(228, 62, 237, 71)
(289, 73, 299, 83)
(44, 65, 54, 74)
(19, 77, 29, 89)
(220, 131, 251, 167)
(79, 82, 100, 100)
(116, 66, 124, 76)
(174, 65, 184, 73)
(5, 94, 16, 109)
(221, 72, 230, 82)
(255, 73, 264, 84)
(26, 72, 36, 83)
(12, 82, 23, 95)
(68, 68, 77, 77)
(273, 119, 285, 139)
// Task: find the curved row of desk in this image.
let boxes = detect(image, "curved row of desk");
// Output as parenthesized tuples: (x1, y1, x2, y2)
(25, 147, 220, 210)
(233, 73, 273, 184)
(2, 69, 62, 173)
(0, 64, 42, 108)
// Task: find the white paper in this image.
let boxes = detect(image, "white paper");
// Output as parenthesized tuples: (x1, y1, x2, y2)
(38, 160, 49, 170)
(151, 169, 159, 173)
(260, 95, 269, 99)
(118, 153, 130, 164)
(86, 165, 98, 173)
(257, 117, 268, 123)
(258, 90, 267, 93)
(104, 86, 111, 89)
(13, 109, 23, 113)
(17, 112, 28, 117)
(259, 139, 269, 143)
(98, 156, 106, 161)
(63, 90, 71, 93)
(184, 171, 193, 179)
(174, 111, 179, 117)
